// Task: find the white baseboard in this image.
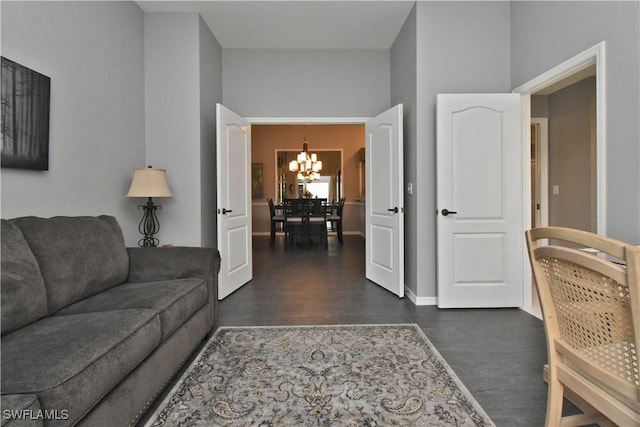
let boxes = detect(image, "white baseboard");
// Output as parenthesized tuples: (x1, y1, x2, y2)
(343, 231, 365, 238)
(519, 306, 542, 320)
(405, 287, 437, 306)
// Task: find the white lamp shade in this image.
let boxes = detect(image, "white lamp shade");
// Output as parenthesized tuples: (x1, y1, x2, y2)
(126, 167, 173, 198)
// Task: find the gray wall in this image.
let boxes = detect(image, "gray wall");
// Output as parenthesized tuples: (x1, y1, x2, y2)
(144, 12, 223, 247)
(414, 1, 513, 300)
(0, 1, 145, 246)
(390, 4, 418, 298)
(222, 49, 390, 117)
(547, 77, 597, 232)
(4, 0, 638, 285)
(511, 1, 640, 243)
(199, 16, 223, 248)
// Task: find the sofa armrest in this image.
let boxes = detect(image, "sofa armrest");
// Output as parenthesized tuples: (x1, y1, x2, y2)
(126, 247, 220, 330)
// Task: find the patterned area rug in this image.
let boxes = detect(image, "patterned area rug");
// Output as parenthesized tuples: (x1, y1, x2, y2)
(146, 324, 494, 426)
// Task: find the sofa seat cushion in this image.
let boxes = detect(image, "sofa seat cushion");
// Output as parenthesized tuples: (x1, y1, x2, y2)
(1, 310, 160, 425)
(56, 279, 207, 341)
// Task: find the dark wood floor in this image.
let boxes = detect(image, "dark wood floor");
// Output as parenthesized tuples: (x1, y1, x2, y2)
(218, 235, 553, 426)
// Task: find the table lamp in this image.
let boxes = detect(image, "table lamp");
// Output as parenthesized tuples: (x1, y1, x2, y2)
(126, 166, 173, 247)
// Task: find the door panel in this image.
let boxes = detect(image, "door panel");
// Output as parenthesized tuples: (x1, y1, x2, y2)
(371, 225, 394, 270)
(366, 104, 404, 297)
(453, 108, 504, 218)
(437, 94, 523, 308)
(453, 233, 505, 282)
(217, 104, 252, 300)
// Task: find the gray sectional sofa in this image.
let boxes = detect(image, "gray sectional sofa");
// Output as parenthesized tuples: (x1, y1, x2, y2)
(1, 216, 220, 426)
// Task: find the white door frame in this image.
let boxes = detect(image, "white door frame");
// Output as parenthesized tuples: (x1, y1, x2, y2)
(248, 117, 371, 124)
(514, 41, 606, 308)
(531, 117, 549, 229)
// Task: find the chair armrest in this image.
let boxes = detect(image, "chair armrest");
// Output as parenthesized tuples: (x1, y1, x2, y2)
(126, 247, 221, 330)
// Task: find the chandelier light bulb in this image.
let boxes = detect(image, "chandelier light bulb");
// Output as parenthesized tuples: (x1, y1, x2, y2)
(291, 135, 322, 184)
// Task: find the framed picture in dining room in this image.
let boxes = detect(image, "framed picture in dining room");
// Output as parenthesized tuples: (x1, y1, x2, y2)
(252, 162, 264, 199)
(1, 56, 51, 170)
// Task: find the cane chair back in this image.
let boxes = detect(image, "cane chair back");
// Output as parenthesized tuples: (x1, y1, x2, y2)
(526, 227, 640, 427)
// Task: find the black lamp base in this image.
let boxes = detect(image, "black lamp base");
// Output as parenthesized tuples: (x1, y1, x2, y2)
(137, 197, 162, 247)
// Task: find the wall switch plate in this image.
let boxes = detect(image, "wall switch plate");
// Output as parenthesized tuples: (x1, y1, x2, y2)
(553, 185, 560, 195)
(407, 183, 413, 194)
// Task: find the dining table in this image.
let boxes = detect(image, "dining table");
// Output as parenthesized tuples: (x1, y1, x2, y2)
(277, 198, 335, 249)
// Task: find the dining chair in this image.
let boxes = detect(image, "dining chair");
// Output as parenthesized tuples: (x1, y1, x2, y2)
(327, 198, 345, 244)
(283, 198, 305, 249)
(267, 198, 284, 245)
(526, 227, 640, 427)
(307, 198, 328, 249)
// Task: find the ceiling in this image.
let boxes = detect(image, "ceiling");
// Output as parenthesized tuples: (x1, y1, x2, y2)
(135, 1, 415, 49)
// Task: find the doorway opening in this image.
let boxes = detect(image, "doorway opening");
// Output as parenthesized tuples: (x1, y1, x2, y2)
(243, 105, 405, 300)
(515, 42, 606, 316)
(250, 122, 366, 242)
(218, 104, 404, 300)
(531, 68, 597, 233)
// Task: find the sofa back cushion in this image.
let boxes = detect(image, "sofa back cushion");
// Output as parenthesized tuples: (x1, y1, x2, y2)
(11, 216, 129, 314)
(1, 220, 48, 334)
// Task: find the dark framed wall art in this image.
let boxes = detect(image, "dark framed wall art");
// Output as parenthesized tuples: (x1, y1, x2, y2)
(1, 57, 51, 170)
(252, 163, 264, 199)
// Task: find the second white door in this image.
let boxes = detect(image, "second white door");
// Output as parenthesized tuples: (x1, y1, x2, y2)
(365, 104, 404, 298)
(436, 94, 524, 308)
(217, 104, 252, 300)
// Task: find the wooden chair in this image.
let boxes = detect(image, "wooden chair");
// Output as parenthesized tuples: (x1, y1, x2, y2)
(327, 198, 345, 244)
(267, 198, 284, 245)
(526, 227, 640, 427)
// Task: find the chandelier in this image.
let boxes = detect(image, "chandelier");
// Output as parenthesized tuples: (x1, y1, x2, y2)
(289, 140, 322, 183)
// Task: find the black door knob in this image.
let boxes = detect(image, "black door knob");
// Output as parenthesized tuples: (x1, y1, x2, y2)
(441, 209, 457, 216)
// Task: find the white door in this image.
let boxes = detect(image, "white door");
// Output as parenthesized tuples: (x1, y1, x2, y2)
(217, 104, 252, 299)
(436, 94, 523, 308)
(366, 104, 404, 297)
